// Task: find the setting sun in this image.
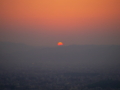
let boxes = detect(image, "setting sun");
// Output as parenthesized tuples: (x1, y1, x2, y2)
(57, 42, 63, 46)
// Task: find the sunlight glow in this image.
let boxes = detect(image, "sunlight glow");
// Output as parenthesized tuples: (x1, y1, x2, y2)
(57, 42, 63, 46)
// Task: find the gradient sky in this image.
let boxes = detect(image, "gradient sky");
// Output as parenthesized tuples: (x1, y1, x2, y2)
(0, 0, 120, 46)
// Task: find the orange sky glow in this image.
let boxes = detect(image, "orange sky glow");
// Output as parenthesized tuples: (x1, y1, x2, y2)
(0, 0, 120, 46)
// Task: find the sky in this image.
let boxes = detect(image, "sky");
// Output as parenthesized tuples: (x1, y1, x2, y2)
(0, 0, 120, 47)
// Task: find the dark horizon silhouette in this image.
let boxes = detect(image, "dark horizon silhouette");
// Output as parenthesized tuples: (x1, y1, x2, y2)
(0, 42, 120, 90)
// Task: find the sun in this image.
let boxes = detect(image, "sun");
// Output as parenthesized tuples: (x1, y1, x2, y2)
(57, 42, 63, 46)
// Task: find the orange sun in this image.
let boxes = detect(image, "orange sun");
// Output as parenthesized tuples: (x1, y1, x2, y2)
(57, 42, 63, 46)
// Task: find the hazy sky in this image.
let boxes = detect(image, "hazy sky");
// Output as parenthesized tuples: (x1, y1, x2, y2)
(0, 0, 120, 46)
